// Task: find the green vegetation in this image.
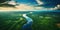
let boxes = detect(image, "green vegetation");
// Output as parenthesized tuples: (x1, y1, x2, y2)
(0, 12, 26, 30)
(28, 13, 60, 30)
(0, 12, 60, 30)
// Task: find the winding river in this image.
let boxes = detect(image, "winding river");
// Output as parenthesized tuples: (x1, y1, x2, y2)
(22, 14, 33, 30)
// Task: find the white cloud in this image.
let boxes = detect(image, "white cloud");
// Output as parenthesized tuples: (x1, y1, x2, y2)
(36, 0, 43, 5)
(57, 5, 60, 9)
(0, 0, 60, 11)
(0, 4, 34, 10)
(0, 4, 45, 10)
(42, 4, 60, 10)
(8, 0, 17, 5)
(0, 4, 55, 10)
(48, 4, 60, 10)
(0, 3, 60, 11)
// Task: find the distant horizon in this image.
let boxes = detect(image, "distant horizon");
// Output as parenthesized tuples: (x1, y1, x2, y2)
(0, 10, 59, 12)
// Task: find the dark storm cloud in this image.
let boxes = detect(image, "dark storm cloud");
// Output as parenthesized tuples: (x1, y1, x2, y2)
(0, 0, 11, 3)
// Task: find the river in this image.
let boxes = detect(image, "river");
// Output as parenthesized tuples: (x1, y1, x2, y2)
(22, 14, 33, 30)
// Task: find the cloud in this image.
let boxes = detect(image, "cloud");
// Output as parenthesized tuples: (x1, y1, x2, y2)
(1, 0, 58, 11)
(34, 4, 60, 10)
(15, 4, 34, 10)
(36, 0, 43, 5)
(0, 4, 34, 10)
(0, 3, 60, 11)
(0, 3, 45, 10)
(48, 4, 60, 10)
(8, 0, 17, 5)
(56, 5, 60, 9)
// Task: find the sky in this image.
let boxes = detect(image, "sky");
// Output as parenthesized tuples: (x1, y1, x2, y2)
(16, 0, 37, 4)
(15, 0, 60, 7)
(0, 0, 60, 10)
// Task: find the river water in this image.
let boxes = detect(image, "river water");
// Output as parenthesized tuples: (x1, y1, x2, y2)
(22, 14, 33, 30)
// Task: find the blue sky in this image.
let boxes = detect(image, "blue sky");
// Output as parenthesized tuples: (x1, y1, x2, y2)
(15, 0, 60, 8)
(16, 0, 37, 5)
